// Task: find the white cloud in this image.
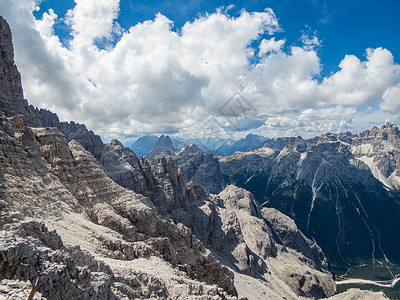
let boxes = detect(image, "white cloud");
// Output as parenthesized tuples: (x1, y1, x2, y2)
(65, 0, 120, 46)
(381, 85, 400, 113)
(0, 0, 399, 142)
(258, 37, 285, 56)
(300, 27, 321, 51)
(319, 48, 400, 106)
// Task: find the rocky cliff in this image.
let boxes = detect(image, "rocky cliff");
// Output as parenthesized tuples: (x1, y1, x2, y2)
(31, 106, 104, 160)
(173, 144, 226, 194)
(0, 17, 38, 127)
(1, 110, 239, 298)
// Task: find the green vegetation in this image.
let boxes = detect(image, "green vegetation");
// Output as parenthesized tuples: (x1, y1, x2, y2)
(335, 261, 400, 299)
(337, 281, 400, 299)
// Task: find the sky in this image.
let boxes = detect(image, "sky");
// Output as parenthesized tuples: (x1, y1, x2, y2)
(1, 0, 400, 144)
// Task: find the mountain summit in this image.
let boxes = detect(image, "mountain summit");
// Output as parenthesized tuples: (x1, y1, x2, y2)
(145, 134, 174, 158)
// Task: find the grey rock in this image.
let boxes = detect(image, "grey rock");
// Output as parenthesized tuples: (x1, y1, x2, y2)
(173, 144, 225, 194)
(0, 279, 46, 299)
(30, 106, 104, 160)
(0, 111, 237, 298)
(100, 139, 152, 197)
(0, 17, 39, 127)
(0, 221, 117, 300)
(145, 135, 174, 159)
(198, 185, 336, 298)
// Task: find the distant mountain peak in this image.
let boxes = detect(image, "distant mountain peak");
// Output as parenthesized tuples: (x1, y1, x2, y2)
(130, 135, 158, 157)
(145, 135, 174, 159)
(155, 134, 173, 147)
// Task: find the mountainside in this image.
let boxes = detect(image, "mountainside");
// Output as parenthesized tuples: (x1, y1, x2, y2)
(145, 135, 174, 159)
(31, 106, 104, 160)
(220, 126, 400, 279)
(0, 15, 374, 299)
(130, 135, 159, 157)
(173, 144, 226, 194)
(0, 17, 39, 127)
(219, 134, 267, 156)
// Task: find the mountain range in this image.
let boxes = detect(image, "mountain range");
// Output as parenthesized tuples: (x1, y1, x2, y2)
(130, 133, 267, 157)
(220, 126, 400, 280)
(0, 15, 393, 299)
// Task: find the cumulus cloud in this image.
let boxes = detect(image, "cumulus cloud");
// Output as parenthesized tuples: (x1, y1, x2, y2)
(0, 0, 399, 142)
(258, 37, 285, 56)
(381, 85, 400, 113)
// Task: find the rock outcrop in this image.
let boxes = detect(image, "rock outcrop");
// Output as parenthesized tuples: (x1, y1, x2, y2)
(0, 113, 237, 298)
(194, 185, 336, 299)
(145, 135, 174, 159)
(0, 17, 38, 127)
(173, 144, 226, 194)
(31, 106, 104, 160)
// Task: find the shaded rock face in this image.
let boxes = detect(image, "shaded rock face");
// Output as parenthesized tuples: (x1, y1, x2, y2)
(100, 139, 152, 197)
(0, 17, 39, 127)
(98, 140, 208, 223)
(31, 106, 104, 160)
(221, 124, 400, 271)
(173, 144, 226, 194)
(145, 135, 174, 159)
(101, 140, 224, 203)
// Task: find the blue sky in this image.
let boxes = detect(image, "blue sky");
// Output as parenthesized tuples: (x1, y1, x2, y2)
(34, 0, 400, 77)
(1, 0, 400, 143)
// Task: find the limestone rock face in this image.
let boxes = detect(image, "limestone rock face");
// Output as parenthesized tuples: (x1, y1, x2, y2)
(31, 106, 104, 160)
(196, 185, 336, 299)
(173, 144, 226, 194)
(0, 113, 237, 298)
(100, 139, 152, 197)
(0, 221, 117, 300)
(0, 279, 47, 299)
(261, 207, 328, 271)
(0, 17, 39, 127)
